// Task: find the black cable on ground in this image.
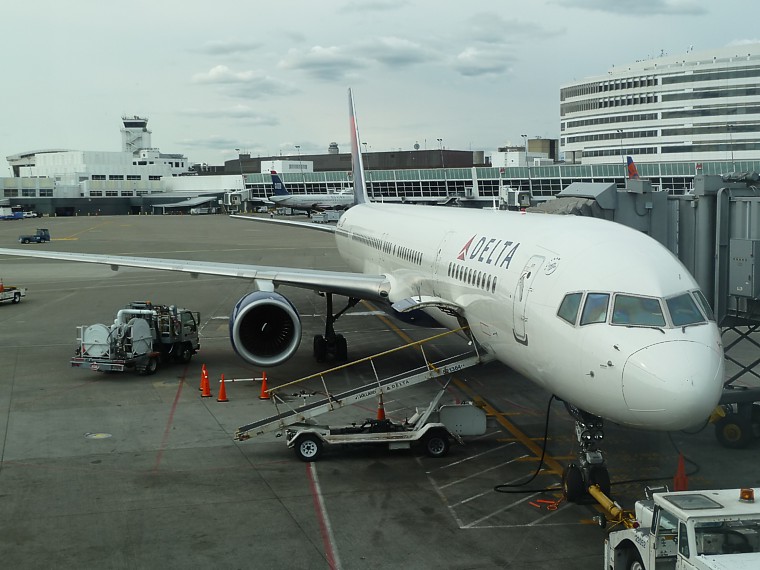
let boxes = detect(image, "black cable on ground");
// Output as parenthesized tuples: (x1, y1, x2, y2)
(493, 394, 561, 494)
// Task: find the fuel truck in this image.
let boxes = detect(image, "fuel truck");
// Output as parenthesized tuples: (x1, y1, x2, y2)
(72, 302, 200, 375)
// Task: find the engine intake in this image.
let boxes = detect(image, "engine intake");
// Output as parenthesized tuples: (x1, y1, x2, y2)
(229, 291, 302, 367)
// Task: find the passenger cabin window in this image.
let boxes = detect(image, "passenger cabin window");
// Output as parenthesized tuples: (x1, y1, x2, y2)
(558, 292, 583, 325)
(580, 293, 609, 325)
(667, 293, 706, 326)
(611, 294, 666, 327)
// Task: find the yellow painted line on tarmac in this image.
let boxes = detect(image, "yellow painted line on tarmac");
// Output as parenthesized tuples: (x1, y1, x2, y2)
(56, 220, 113, 240)
(364, 299, 565, 478)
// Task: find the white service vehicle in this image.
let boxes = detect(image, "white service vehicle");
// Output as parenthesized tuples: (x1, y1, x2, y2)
(0, 282, 26, 304)
(604, 487, 760, 569)
(286, 395, 487, 462)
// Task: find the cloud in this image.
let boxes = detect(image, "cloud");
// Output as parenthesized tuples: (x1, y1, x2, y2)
(360, 36, 440, 67)
(179, 134, 248, 150)
(342, 0, 408, 12)
(182, 105, 279, 126)
(195, 39, 262, 56)
(191, 65, 298, 98)
(452, 47, 514, 77)
(466, 13, 564, 44)
(279, 46, 368, 81)
(552, 0, 707, 16)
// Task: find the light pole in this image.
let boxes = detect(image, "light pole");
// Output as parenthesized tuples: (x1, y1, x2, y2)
(727, 124, 735, 171)
(521, 134, 533, 200)
(615, 129, 626, 180)
(437, 138, 448, 195)
(235, 148, 244, 212)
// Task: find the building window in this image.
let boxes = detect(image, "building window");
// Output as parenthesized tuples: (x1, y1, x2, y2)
(121, 191, 134, 196)
(105, 191, 118, 197)
(90, 191, 103, 197)
(4, 189, 19, 197)
(22, 189, 37, 197)
(149, 175, 161, 181)
(39, 189, 53, 197)
(109, 175, 124, 180)
(92, 174, 106, 180)
(127, 174, 141, 180)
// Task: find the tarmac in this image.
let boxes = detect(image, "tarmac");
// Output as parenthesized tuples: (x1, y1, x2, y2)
(0, 214, 758, 570)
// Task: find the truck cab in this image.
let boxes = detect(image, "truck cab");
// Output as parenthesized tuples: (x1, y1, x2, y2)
(605, 488, 760, 569)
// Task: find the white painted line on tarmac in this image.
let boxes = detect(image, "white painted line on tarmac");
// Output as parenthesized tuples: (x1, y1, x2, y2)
(307, 462, 342, 570)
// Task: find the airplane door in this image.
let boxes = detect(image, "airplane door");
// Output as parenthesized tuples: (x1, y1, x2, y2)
(433, 231, 456, 296)
(512, 255, 544, 345)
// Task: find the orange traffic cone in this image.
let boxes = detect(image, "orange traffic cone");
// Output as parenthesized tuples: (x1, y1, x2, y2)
(201, 369, 212, 398)
(376, 393, 386, 421)
(199, 364, 208, 392)
(217, 373, 229, 403)
(673, 453, 688, 491)
(259, 371, 270, 400)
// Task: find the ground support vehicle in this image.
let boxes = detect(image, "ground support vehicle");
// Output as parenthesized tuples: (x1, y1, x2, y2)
(18, 228, 50, 244)
(0, 283, 26, 304)
(603, 486, 760, 569)
(71, 301, 200, 375)
(713, 387, 760, 449)
(286, 392, 487, 462)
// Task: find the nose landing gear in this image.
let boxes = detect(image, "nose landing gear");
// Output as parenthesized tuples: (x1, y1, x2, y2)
(562, 404, 611, 503)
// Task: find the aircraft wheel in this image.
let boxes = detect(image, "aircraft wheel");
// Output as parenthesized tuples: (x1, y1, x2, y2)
(313, 335, 327, 362)
(423, 430, 450, 458)
(590, 465, 611, 497)
(715, 413, 753, 449)
(562, 463, 585, 503)
(294, 434, 323, 462)
(12, 292, 21, 304)
(335, 334, 348, 362)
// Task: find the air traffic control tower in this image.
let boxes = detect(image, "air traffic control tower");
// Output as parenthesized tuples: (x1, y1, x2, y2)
(121, 115, 152, 156)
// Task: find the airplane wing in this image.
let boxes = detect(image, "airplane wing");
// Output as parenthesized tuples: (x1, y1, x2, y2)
(0, 247, 389, 300)
(229, 214, 336, 233)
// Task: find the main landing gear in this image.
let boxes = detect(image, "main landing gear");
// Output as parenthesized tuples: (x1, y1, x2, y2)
(312, 293, 360, 363)
(562, 404, 611, 503)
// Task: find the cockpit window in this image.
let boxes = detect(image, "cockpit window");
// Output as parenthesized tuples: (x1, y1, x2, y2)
(612, 294, 666, 327)
(580, 293, 609, 325)
(692, 290, 715, 321)
(557, 292, 582, 325)
(667, 293, 706, 326)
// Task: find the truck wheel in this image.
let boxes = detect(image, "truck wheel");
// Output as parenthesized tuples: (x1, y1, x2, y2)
(295, 434, 323, 462)
(625, 548, 644, 570)
(22, 238, 30, 244)
(138, 357, 159, 376)
(715, 414, 753, 449)
(175, 345, 193, 363)
(423, 430, 450, 458)
(12, 292, 21, 304)
(562, 463, 585, 503)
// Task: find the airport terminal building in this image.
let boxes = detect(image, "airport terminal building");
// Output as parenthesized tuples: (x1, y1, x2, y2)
(4, 44, 760, 215)
(560, 44, 760, 165)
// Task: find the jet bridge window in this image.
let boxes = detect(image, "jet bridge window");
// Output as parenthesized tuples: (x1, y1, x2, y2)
(557, 292, 583, 325)
(666, 293, 706, 327)
(611, 294, 666, 327)
(580, 293, 609, 325)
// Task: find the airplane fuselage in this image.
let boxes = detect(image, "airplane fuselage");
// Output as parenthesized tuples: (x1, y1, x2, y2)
(270, 193, 353, 211)
(335, 202, 725, 431)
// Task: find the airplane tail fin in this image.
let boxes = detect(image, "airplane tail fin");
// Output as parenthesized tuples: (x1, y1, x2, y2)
(348, 88, 369, 205)
(626, 156, 640, 180)
(270, 171, 291, 196)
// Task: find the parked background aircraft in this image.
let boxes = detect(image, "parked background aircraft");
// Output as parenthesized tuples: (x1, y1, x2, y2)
(268, 171, 354, 214)
(0, 90, 725, 498)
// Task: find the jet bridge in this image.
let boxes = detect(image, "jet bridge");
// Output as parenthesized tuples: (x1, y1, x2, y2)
(234, 327, 494, 441)
(535, 172, 760, 447)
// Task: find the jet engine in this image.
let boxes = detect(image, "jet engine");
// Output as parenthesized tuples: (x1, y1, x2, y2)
(229, 291, 302, 367)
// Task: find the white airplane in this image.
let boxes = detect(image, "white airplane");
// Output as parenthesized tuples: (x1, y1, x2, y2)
(269, 171, 354, 214)
(0, 90, 725, 499)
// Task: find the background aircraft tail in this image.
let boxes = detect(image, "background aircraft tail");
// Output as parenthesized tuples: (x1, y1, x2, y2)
(626, 156, 640, 179)
(270, 171, 291, 196)
(348, 88, 369, 205)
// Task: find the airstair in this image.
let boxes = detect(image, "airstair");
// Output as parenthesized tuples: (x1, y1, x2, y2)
(234, 327, 494, 441)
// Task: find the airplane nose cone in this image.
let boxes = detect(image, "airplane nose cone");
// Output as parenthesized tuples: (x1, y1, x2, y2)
(622, 341, 723, 430)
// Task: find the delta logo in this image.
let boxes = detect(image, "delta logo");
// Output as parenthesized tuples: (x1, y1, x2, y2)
(457, 235, 520, 269)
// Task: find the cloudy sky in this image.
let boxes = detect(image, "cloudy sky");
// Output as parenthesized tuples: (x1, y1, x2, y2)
(3, 0, 759, 171)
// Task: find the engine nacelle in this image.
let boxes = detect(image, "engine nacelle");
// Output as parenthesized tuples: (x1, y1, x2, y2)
(229, 291, 302, 367)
